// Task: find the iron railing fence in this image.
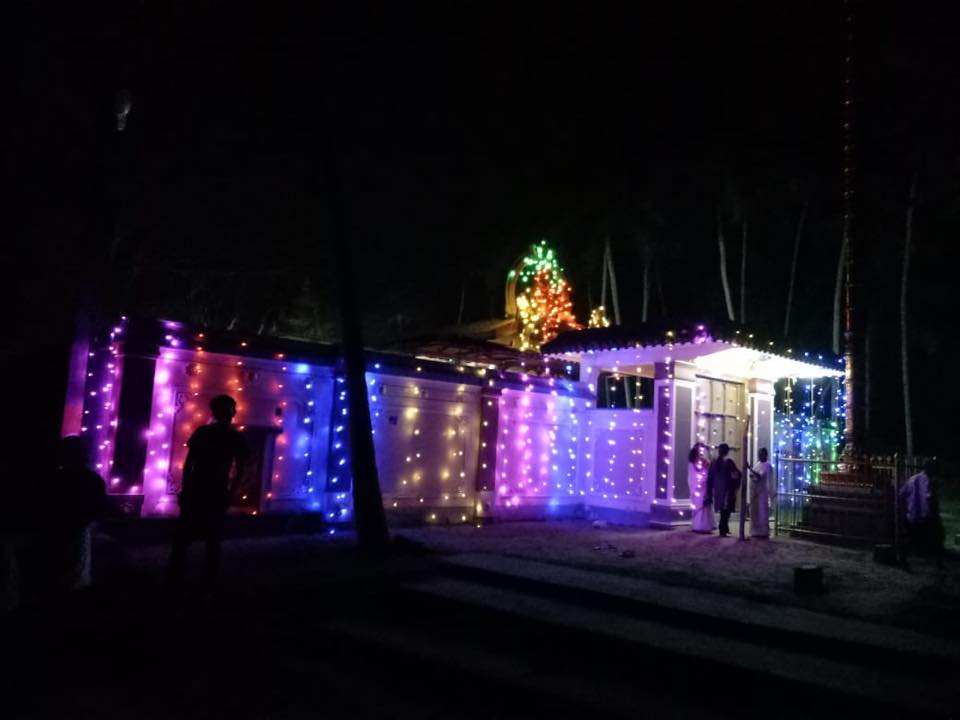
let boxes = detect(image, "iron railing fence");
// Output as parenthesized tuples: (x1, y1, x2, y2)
(773, 453, 928, 550)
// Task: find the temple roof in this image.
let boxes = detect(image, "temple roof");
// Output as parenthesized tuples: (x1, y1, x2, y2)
(542, 322, 844, 380)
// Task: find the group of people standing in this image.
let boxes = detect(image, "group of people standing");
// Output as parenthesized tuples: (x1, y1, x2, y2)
(2, 394, 247, 609)
(2, 436, 107, 608)
(689, 442, 774, 538)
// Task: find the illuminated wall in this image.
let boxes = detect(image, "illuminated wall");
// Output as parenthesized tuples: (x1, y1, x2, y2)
(74, 322, 127, 486)
(493, 386, 584, 517)
(580, 409, 654, 514)
(143, 347, 336, 517)
(67, 319, 688, 525)
(367, 372, 482, 521)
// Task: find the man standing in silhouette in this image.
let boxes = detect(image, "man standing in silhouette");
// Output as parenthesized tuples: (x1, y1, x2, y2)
(167, 394, 247, 590)
(705, 443, 741, 538)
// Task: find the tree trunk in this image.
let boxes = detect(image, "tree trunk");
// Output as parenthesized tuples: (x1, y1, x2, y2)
(783, 200, 808, 338)
(864, 325, 872, 440)
(323, 142, 389, 554)
(457, 283, 465, 326)
(600, 241, 609, 310)
(641, 242, 650, 323)
(832, 237, 847, 355)
(717, 208, 736, 322)
(901, 174, 918, 457)
(739, 217, 748, 323)
(605, 237, 621, 325)
(656, 259, 668, 319)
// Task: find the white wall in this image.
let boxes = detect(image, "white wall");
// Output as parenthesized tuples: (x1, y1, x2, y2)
(579, 408, 654, 515)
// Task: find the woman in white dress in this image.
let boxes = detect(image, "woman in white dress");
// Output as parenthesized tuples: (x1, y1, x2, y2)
(689, 443, 714, 533)
(746, 447, 773, 538)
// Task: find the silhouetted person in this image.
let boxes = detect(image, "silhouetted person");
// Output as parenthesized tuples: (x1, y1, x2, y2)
(19, 436, 106, 602)
(167, 395, 247, 590)
(705, 443, 741, 537)
(900, 459, 945, 570)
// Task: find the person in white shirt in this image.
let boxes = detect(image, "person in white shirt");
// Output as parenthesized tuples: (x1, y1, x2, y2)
(746, 448, 773, 539)
(900, 459, 944, 569)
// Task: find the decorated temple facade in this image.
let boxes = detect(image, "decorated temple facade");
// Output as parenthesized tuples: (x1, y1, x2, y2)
(62, 318, 843, 527)
(540, 324, 845, 525)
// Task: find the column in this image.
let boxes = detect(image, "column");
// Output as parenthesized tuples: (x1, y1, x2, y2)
(474, 386, 501, 520)
(747, 379, 775, 465)
(650, 360, 697, 526)
(109, 322, 161, 516)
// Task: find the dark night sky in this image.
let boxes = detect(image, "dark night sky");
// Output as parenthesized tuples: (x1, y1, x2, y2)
(8, 1, 960, 457)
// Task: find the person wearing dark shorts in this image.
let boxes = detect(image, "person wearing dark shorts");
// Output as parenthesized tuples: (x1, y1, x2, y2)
(166, 395, 247, 590)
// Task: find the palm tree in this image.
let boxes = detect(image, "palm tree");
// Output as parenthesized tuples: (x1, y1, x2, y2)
(717, 206, 736, 322)
(634, 201, 666, 323)
(641, 237, 651, 322)
(831, 237, 847, 355)
(321, 132, 389, 554)
(901, 174, 918, 457)
(783, 199, 808, 338)
(739, 216, 748, 324)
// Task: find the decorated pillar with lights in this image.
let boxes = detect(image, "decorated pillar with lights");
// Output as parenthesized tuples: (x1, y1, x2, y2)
(650, 359, 696, 526)
(747, 379, 774, 465)
(109, 323, 161, 514)
(474, 385, 501, 519)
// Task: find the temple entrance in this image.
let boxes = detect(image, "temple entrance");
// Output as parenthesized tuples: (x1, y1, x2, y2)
(229, 425, 282, 514)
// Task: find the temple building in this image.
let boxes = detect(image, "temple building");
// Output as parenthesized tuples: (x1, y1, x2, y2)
(62, 318, 843, 528)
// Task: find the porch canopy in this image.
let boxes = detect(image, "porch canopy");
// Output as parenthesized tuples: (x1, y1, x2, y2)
(541, 323, 844, 381)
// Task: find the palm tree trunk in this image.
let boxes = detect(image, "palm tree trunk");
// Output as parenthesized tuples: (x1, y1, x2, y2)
(605, 237, 621, 325)
(901, 174, 918, 457)
(600, 241, 609, 310)
(323, 144, 389, 554)
(739, 217, 748, 323)
(832, 236, 847, 355)
(641, 242, 650, 323)
(783, 200, 808, 338)
(864, 325, 872, 440)
(656, 258, 668, 319)
(717, 208, 736, 321)
(457, 283, 465, 325)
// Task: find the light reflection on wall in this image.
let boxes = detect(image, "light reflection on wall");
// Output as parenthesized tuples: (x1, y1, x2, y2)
(77, 320, 126, 486)
(142, 346, 335, 517)
(493, 385, 582, 514)
(584, 409, 652, 507)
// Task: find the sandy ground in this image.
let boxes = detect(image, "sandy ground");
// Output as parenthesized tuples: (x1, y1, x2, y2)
(397, 517, 960, 636)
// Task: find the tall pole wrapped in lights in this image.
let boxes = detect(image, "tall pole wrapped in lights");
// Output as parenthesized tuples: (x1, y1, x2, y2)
(841, 0, 859, 460)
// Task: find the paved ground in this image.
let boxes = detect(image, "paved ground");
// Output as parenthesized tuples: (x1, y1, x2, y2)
(398, 516, 960, 636)
(2, 522, 958, 718)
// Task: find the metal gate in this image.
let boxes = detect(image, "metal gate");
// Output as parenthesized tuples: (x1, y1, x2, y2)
(773, 453, 927, 548)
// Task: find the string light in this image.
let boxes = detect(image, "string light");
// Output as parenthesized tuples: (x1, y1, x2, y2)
(588, 306, 611, 329)
(73, 318, 842, 529)
(512, 240, 581, 351)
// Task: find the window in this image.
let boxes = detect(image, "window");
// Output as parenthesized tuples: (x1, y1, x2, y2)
(596, 373, 653, 409)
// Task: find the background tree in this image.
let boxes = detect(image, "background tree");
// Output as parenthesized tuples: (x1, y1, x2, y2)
(783, 199, 809, 337)
(900, 174, 918, 456)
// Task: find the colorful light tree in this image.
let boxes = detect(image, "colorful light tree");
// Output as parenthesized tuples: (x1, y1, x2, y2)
(588, 305, 611, 329)
(510, 241, 581, 350)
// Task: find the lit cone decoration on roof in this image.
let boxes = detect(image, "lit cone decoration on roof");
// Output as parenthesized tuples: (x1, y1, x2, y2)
(588, 305, 611, 329)
(514, 241, 581, 350)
